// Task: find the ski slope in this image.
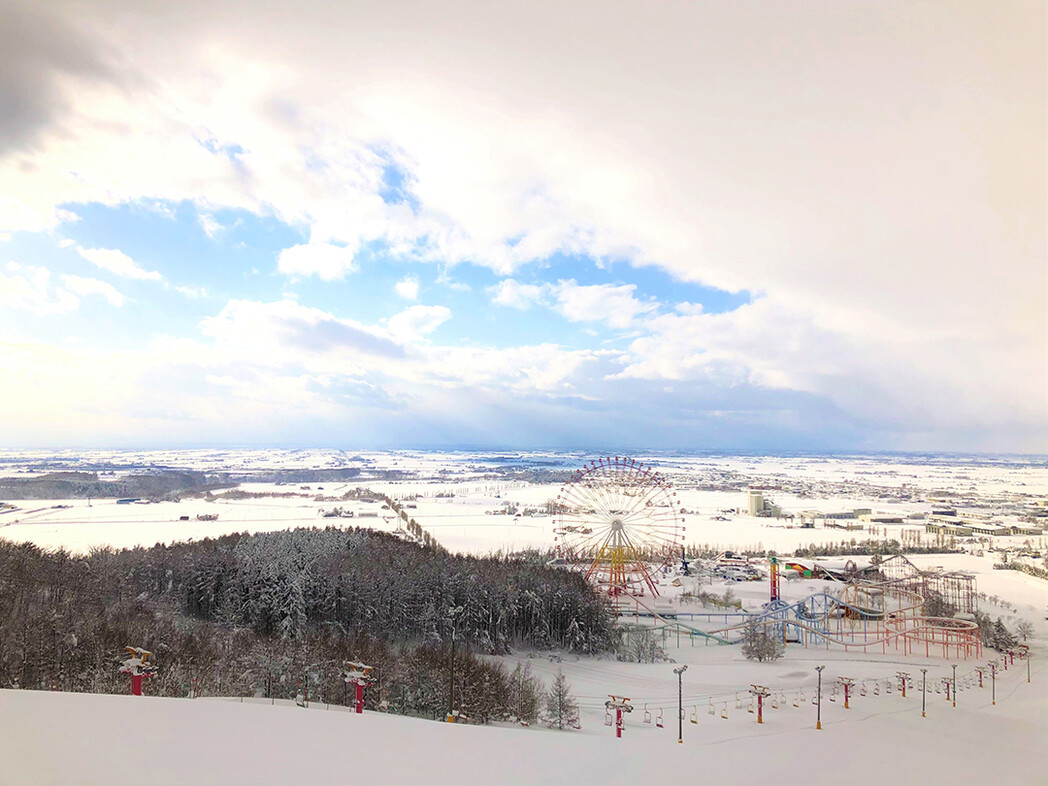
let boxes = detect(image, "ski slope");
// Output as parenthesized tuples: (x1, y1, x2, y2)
(1, 656, 1043, 786)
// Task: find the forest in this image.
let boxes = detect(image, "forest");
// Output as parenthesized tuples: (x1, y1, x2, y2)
(0, 527, 614, 723)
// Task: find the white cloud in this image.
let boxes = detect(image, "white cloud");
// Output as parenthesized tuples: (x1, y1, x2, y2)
(199, 213, 223, 238)
(61, 274, 125, 307)
(277, 242, 358, 280)
(552, 280, 657, 329)
(386, 305, 451, 341)
(76, 246, 163, 281)
(0, 2, 1042, 448)
(0, 263, 78, 315)
(394, 276, 419, 300)
(489, 279, 547, 310)
(0, 263, 125, 313)
(175, 284, 207, 298)
(489, 278, 657, 330)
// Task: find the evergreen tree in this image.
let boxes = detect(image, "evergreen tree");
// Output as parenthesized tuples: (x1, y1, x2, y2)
(508, 663, 542, 723)
(544, 669, 579, 730)
(992, 618, 1016, 651)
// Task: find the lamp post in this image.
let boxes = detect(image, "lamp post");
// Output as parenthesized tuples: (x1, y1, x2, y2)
(815, 666, 825, 730)
(951, 664, 957, 708)
(990, 660, 997, 706)
(447, 605, 463, 722)
(920, 668, 928, 718)
(673, 665, 687, 744)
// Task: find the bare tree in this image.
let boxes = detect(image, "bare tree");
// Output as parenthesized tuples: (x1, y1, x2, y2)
(740, 619, 784, 662)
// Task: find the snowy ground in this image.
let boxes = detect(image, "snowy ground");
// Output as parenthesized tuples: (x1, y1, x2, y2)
(1, 647, 1044, 786)
(2, 450, 1046, 784)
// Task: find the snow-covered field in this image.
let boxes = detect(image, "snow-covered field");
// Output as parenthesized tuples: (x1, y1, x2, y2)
(1, 449, 1045, 784)
(1, 647, 1043, 786)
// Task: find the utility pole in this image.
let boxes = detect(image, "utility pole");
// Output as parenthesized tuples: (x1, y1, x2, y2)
(447, 605, 463, 722)
(815, 666, 825, 730)
(951, 664, 957, 708)
(673, 665, 687, 744)
(920, 668, 928, 718)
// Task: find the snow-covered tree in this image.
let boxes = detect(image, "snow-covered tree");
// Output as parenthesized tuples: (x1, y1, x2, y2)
(544, 669, 579, 730)
(508, 663, 542, 724)
(740, 619, 784, 662)
(992, 618, 1017, 651)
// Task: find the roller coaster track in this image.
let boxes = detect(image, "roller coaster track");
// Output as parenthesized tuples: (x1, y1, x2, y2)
(618, 585, 981, 658)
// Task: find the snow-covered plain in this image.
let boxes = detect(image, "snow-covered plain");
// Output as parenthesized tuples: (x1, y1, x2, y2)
(1, 651, 1044, 786)
(1, 450, 1046, 784)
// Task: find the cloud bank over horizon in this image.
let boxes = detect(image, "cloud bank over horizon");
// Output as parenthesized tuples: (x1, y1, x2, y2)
(0, 0, 1044, 452)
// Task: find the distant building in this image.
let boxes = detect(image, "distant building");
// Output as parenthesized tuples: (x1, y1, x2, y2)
(747, 490, 764, 516)
(926, 521, 972, 536)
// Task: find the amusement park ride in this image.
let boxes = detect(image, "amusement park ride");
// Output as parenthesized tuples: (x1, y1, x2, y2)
(553, 457, 685, 598)
(555, 458, 984, 664)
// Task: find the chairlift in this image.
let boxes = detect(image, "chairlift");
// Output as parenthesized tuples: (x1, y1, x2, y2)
(571, 717, 582, 730)
(886, 680, 893, 694)
(860, 681, 868, 697)
(655, 708, 664, 728)
(873, 682, 880, 696)
(643, 703, 651, 724)
(690, 706, 698, 724)
(707, 698, 715, 715)
(720, 703, 728, 719)
(604, 708, 613, 726)
(748, 699, 756, 713)
(734, 692, 742, 710)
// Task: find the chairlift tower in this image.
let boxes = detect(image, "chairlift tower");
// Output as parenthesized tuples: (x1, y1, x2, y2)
(119, 646, 157, 696)
(343, 661, 375, 714)
(605, 695, 633, 738)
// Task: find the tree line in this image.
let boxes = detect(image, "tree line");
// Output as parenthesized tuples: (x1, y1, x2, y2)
(0, 527, 614, 724)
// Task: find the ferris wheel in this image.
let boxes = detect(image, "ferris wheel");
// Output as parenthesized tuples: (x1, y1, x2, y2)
(553, 457, 685, 597)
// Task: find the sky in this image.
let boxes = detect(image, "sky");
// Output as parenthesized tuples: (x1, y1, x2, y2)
(0, 0, 1045, 453)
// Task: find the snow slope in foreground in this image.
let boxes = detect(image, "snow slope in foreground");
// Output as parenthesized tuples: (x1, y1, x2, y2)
(1, 677, 1043, 786)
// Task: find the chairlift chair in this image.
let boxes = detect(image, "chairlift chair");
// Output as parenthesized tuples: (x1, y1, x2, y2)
(604, 708, 613, 726)
(690, 706, 698, 724)
(707, 698, 715, 715)
(720, 703, 728, 719)
(643, 703, 651, 724)
(655, 708, 664, 728)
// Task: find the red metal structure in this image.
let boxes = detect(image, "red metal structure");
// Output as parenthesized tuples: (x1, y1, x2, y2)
(605, 695, 633, 738)
(836, 677, 855, 709)
(769, 556, 780, 602)
(343, 661, 375, 714)
(749, 685, 770, 724)
(119, 646, 157, 696)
